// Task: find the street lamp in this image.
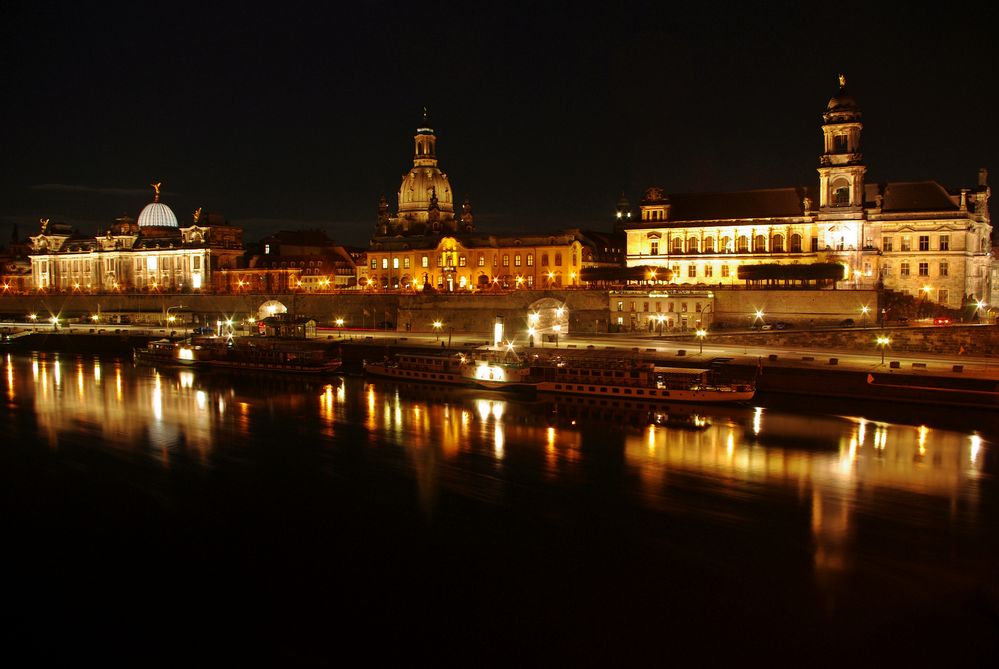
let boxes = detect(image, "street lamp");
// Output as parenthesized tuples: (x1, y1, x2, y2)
(696, 328, 707, 354)
(656, 313, 666, 337)
(433, 320, 443, 341)
(876, 335, 891, 365)
(860, 305, 870, 327)
(975, 299, 987, 322)
(335, 317, 345, 337)
(754, 310, 765, 329)
(553, 323, 561, 349)
(527, 326, 536, 348)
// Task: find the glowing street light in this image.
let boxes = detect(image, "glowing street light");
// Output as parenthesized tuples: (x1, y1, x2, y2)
(336, 317, 345, 337)
(527, 326, 536, 347)
(656, 313, 666, 337)
(28, 313, 37, 322)
(553, 323, 561, 349)
(433, 320, 443, 341)
(860, 305, 870, 327)
(876, 335, 891, 365)
(696, 328, 707, 354)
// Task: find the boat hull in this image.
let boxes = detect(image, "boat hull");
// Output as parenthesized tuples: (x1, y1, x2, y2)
(536, 381, 754, 403)
(363, 362, 465, 386)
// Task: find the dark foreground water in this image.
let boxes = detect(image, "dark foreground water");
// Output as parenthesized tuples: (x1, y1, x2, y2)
(2, 351, 997, 664)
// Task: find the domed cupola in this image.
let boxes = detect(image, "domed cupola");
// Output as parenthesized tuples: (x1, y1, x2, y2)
(397, 109, 455, 224)
(137, 182, 179, 228)
(824, 74, 860, 122)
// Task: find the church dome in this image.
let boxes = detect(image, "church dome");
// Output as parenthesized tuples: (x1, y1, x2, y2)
(138, 201, 178, 228)
(398, 166, 454, 216)
(137, 183, 179, 228)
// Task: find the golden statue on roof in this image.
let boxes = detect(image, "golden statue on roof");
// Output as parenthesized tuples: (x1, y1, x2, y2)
(151, 182, 162, 202)
(838, 74, 846, 88)
(193, 207, 203, 223)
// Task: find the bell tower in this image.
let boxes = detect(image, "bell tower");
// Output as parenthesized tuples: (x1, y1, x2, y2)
(414, 107, 437, 167)
(817, 75, 865, 212)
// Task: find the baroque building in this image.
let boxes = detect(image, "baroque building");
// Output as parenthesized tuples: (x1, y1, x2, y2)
(28, 184, 243, 292)
(363, 113, 614, 291)
(625, 76, 992, 309)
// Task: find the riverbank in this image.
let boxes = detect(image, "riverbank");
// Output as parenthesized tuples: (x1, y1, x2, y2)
(6, 331, 995, 409)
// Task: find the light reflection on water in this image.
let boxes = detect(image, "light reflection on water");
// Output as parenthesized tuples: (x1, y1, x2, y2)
(3, 353, 993, 586)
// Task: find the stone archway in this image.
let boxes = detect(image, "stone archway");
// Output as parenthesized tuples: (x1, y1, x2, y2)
(257, 299, 288, 321)
(527, 296, 569, 342)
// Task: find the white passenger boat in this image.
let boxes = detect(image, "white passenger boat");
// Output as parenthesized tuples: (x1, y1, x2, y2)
(531, 358, 755, 403)
(363, 352, 469, 386)
(364, 350, 536, 392)
(458, 352, 537, 390)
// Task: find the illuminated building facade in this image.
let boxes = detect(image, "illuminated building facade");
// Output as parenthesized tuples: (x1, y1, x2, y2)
(626, 76, 993, 309)
(365, 114, 616, 291)
(27, 184, 243, 292)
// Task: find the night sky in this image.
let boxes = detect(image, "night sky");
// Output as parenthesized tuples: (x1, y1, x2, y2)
(2, 1, 996, 248)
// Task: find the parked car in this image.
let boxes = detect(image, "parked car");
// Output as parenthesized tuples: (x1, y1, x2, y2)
(897, 317, 909, 326)
(775, 321, 789, 330)
(840, 318, 855, 327)
(933, 316, 952, 325)
(760, 324, 773, 330)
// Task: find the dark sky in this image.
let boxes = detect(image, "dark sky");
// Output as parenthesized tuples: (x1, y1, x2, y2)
(2, 1, 996, 247)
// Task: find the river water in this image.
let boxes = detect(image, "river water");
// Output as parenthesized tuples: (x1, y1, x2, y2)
(2, 351, 996, 663)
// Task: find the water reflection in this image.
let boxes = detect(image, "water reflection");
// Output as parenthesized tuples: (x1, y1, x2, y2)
(3, 354, 992, 589)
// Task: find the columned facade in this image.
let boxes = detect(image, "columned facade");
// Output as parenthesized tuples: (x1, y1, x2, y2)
(624, 76, 992, 308)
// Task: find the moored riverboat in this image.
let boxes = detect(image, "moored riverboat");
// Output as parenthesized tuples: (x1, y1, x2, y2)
(206, 339, 341, 375)
(363, 352, 469, 386)
(458, 350, 537, 390)
(134, 338, 218, 368)
(531, 357, 755, 403)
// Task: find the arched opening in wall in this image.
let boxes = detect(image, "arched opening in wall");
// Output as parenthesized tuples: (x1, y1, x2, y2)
(772, 234, 785, 253)
(790, 233, 802, 253)
(257, 300, 288, 321)
(832, 179, 850, 207)
(737, 236, 749, 253)
(527, 296, 570, 340)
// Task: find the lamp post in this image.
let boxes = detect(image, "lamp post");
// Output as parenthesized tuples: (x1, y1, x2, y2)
(553, 323, 561, 349)
(861, 305, 870, 327)
(696, 328, 707, 354)
(876, 335, 891, 365)
(336, 317, 345, 338)
(657, 313, 666, 337)
(433, 320, 443, 341)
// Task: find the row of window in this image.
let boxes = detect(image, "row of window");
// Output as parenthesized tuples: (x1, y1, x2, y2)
(884, 261, 950, 278)
(369, 252, 577, 271)
(882, 235, 949, 252)
(617, 300, 704, 313)
(647, 233, 808, 255)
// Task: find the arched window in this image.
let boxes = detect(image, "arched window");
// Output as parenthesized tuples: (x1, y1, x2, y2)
(832, 179, 850, 207)
(790, 233, 802, 253)
(703, 236, 715, 253)
(737, 236, 749, 252)
(687, 237, 698, 253)
(672, 237, 683, 253)
(772, 234, 784, 253)
(721, 236, 732, 252)
(754, 235, 767, 252)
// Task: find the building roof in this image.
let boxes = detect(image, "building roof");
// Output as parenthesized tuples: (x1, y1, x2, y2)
(663, 187, 817, 222)
(878, 181, 959, 213)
